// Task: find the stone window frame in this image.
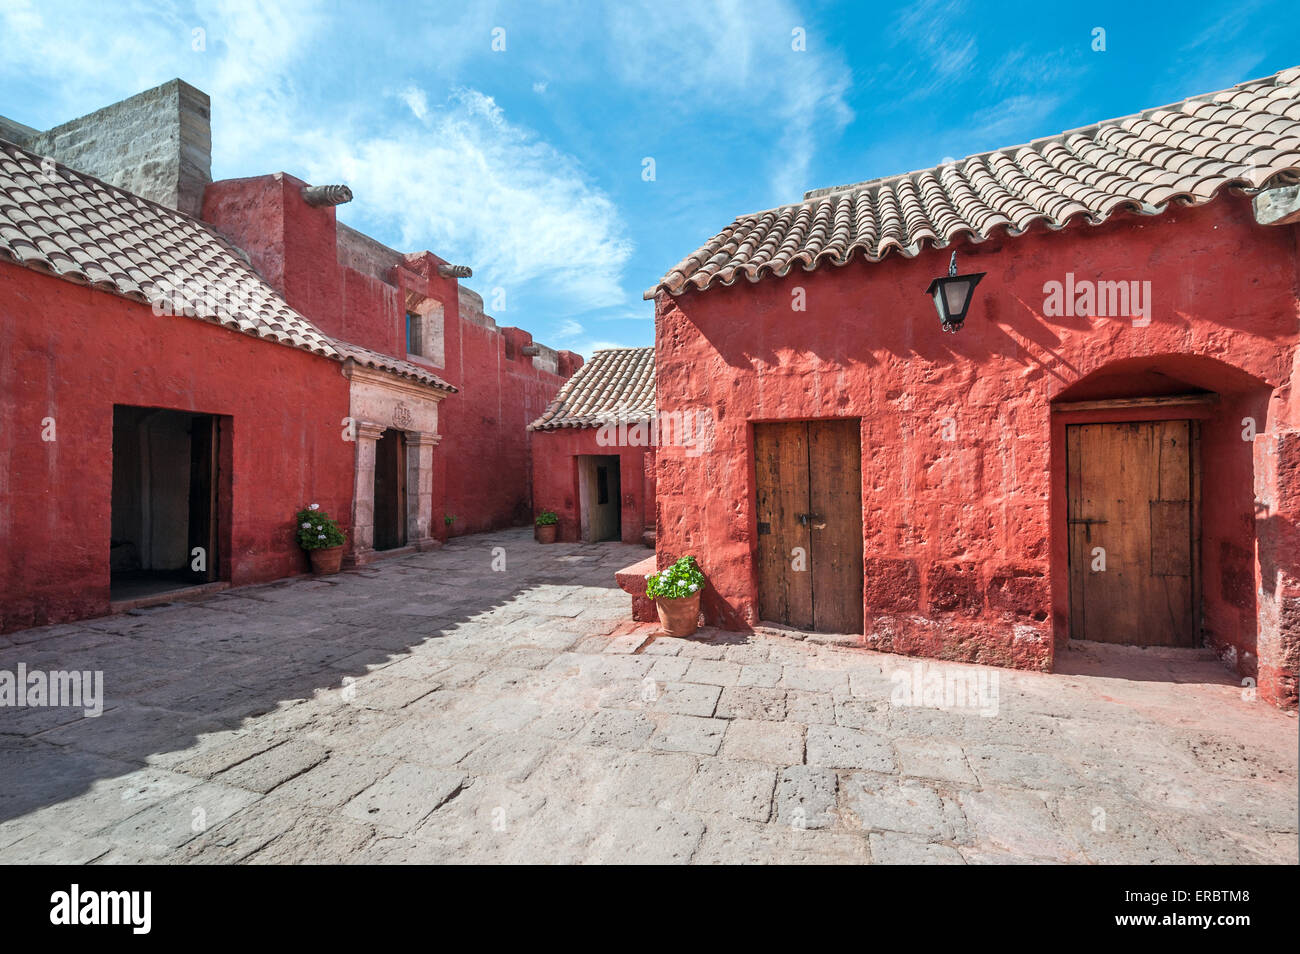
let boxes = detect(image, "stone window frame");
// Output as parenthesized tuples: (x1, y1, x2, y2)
(404, 296, 446, 368)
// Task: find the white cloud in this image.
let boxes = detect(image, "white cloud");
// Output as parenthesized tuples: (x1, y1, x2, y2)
(398, 86, 429, 122)
(306, 86, 632, 309)
(960, 93, 1062, 150)
(554, 319, 584, 339)
(893, 0, 977, 88)
(0, 0, 633, 313)
(0, 0, 185, 110)
(602, 0, 853, 203)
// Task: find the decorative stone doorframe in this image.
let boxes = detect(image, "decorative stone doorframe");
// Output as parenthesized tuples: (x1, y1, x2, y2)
(405, 432, 441, 549)
(343, 363, 448, 566)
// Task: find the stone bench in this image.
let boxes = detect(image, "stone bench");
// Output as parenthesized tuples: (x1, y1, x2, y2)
(615, 554, 657, 623)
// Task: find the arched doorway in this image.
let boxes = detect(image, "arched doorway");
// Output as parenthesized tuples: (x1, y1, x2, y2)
(1050, 355, 1274, 672)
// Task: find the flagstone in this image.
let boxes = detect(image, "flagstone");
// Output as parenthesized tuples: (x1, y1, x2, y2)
(0, 528, 1293, 865)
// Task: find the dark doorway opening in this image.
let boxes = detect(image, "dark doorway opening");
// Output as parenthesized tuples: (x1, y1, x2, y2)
(110, 406, 223, 601)
(578, 454, 621, 542)
(373, 429, 408, 551)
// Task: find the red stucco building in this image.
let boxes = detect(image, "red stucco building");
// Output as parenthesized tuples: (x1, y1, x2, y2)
(0, 80, 577, 632)
(201, 171, 582, 547)
(530, 347, 656, 545)
(646, 67, 1300, 708)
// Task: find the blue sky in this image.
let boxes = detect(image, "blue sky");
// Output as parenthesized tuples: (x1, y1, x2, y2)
(1, 1, 1297, 356)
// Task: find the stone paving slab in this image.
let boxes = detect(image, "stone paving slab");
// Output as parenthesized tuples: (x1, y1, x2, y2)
(0, 527, 1296, 864)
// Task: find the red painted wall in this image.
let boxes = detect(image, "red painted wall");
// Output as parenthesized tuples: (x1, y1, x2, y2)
(436, 323, 571, 536)
(0, 263, 352, 631)
(203, 173, 579, 540)
(531, 428, 653, 544)
(654, 195, 1298, 701)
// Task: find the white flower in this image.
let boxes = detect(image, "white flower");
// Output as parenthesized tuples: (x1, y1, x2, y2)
(689, 583, 698, 592)
(318, 533, 326, 539)
(309, 503, 320, 511)
(301, 522, 311, 529)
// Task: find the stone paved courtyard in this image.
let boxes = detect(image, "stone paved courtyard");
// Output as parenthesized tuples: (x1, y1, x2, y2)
(1, 528, 1296, 864)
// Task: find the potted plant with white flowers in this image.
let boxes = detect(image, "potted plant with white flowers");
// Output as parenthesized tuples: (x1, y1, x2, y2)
(296, 503, 346, 575)
(645, 555, 704, 637)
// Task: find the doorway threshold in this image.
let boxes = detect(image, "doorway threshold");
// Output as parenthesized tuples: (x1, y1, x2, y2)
(351, 544, 417, 566)
(110, 580, 230, 614)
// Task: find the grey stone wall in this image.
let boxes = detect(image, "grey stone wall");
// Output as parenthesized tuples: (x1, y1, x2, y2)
(1, 79, 211, 217)
(0, 116, 38, 143)
(336, 222, 404, 281)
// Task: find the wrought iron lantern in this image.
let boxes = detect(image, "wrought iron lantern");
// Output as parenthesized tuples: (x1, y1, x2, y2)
(925, 251, 985, 332)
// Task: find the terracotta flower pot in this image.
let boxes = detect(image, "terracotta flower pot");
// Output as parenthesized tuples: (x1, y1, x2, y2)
(309, 545, 345, 575)
(536, 524, 558, 544)
(655, 592, 701, 638)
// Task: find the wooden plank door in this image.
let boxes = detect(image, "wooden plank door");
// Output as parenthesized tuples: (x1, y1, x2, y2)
(755, 422, 814, 628)
(755, 420, 863, 632)
(808, 420, 864, 633)
(1067, 420, 1196, 646)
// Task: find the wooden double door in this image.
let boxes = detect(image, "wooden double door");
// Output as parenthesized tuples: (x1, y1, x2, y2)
(1066, 419, 1198, 646)
(754, 420, 863, 633)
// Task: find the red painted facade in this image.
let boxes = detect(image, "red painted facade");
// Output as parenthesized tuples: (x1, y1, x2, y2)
(653, 196, 1300, 707)
(0, 262, 353, 629)
(438, 323, 584, 537)
(202, 172, 581, 539)
(2, 170, 578, 632)
(531, 428, 654, 544)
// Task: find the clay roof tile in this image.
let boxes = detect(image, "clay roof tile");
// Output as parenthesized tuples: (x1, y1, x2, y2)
(646, 66, 1300, 298)
(529, 346, 655, 431)
(0, 138, 341, 361)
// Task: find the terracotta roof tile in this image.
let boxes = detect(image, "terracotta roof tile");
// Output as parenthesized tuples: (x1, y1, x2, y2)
(0, 139, 338, 358)
(529, 346, 654, 430)
(335, 341, 456, 393)
(647, 66, 1300, 299)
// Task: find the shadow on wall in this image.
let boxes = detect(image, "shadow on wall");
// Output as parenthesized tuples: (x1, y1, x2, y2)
(682, 199, 1294, 394)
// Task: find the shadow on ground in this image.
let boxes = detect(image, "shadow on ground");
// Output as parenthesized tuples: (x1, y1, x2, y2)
(0, 529, 642, 829)
(1053, 639, 1245, 688)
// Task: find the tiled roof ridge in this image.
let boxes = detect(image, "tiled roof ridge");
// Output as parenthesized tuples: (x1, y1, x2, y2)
(529, 345, 655, 430)
(0, 136, 340, 358)
(0, 134, 264, 269)
(799, 69, 1295, 204)
(647, 65, 1300, 299)
(0, 135, 210, 226)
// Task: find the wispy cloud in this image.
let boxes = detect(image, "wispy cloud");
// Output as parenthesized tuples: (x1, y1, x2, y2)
(0, 0, 634, 313)
(397, 86, 430, 122)
(884, 0, 979, 101)
(603, 0, 854, 202)
(302, 88, 633, 309)
(1166, 0, 1272, 96)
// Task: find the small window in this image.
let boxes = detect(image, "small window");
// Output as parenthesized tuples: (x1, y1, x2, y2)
(406, 312, 423, 356)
